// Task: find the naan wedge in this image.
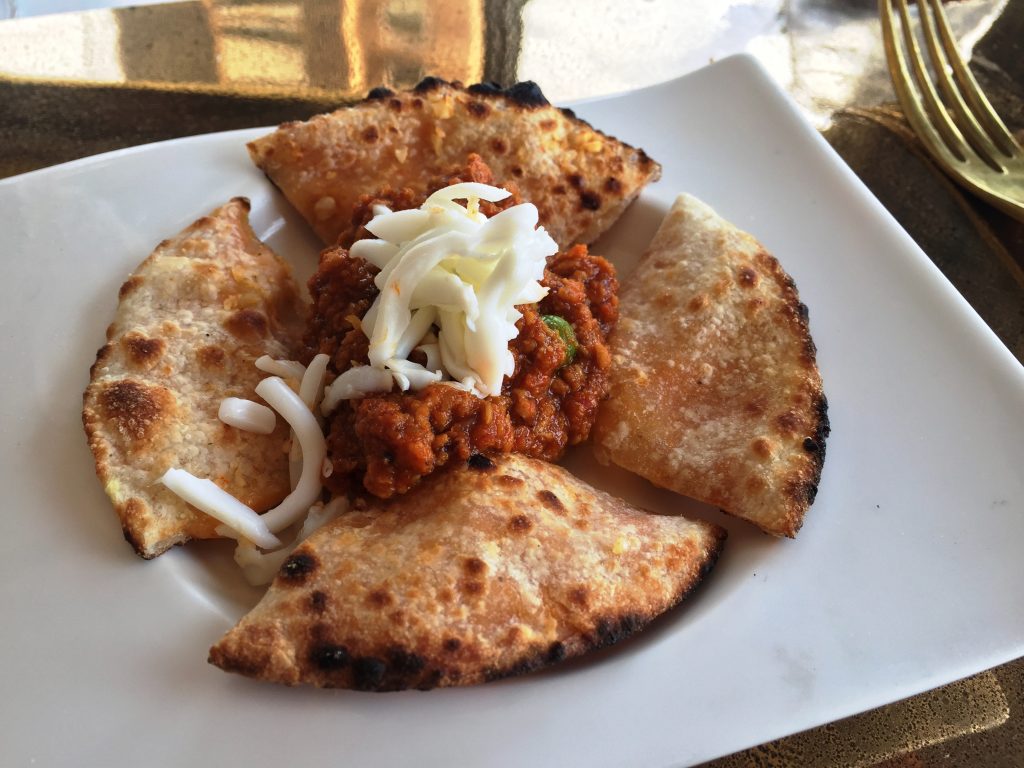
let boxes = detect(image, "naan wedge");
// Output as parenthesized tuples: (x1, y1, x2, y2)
(209, 453, 724, 690)
(83, 198, 305, 558)
(593, 194, 829, 537)
(247, 78, 661, 249)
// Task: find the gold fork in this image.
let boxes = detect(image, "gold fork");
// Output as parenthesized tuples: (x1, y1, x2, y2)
(880, 0, 1024, 222)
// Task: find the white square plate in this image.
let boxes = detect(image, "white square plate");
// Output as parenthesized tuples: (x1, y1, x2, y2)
(1, 54, 1022, 767)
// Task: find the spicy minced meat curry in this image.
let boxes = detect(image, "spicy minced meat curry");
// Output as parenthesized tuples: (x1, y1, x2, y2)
(302, 158, 618, 498)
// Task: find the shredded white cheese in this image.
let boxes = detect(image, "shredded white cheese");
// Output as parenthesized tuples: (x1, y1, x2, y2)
(234, 496, 348, 585)
(290, 353, 330, 488)
(299, 353, 330, 411)
(321, 182, 557, 411)
(218, 397, 276, 434)
(170, 355, 345, 584)
(159, 468, 281, 549)
(321, 365, 394, 414)
(255, 355, 306, 380)
(255, 377, 326, 533)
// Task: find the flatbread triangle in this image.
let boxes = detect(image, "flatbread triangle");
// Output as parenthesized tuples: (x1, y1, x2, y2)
(594, 194, 829, 536)
(247, 78, 661, 250)
(209, 453, 725, 690)
(83, 199, 305, 558)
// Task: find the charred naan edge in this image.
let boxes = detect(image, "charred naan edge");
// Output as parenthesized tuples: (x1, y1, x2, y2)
(593, 194, 829, 538)
(209, 453, 724, 690)
(82, 199, 306, 559)
(247, 78, 661, 250)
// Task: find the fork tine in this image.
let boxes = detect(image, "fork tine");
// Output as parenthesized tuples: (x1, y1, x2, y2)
(896, 0, 972, 160)
(918, 0, 1004, 169)
(928, 0, 1021, 157)
(882, 0, 966, 163)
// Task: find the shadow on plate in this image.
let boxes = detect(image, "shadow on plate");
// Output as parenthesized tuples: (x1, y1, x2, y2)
(591, 193, 668, 278)
(248, 183, 324, 290)
(165, 536, 265, 621)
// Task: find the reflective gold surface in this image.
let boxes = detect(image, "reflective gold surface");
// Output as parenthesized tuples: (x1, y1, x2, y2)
(706, 668, 1014, 767)
(0, 0, 1010, 121)
(0, 0, 487, 97)
(1, 1, 1022, 765)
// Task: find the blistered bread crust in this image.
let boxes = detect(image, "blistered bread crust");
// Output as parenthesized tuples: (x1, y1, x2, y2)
(209, 453, 724, 690)
(82, 199, 305, 558)
(593, 194, 829, 537)
(247, 78, 661, 249)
